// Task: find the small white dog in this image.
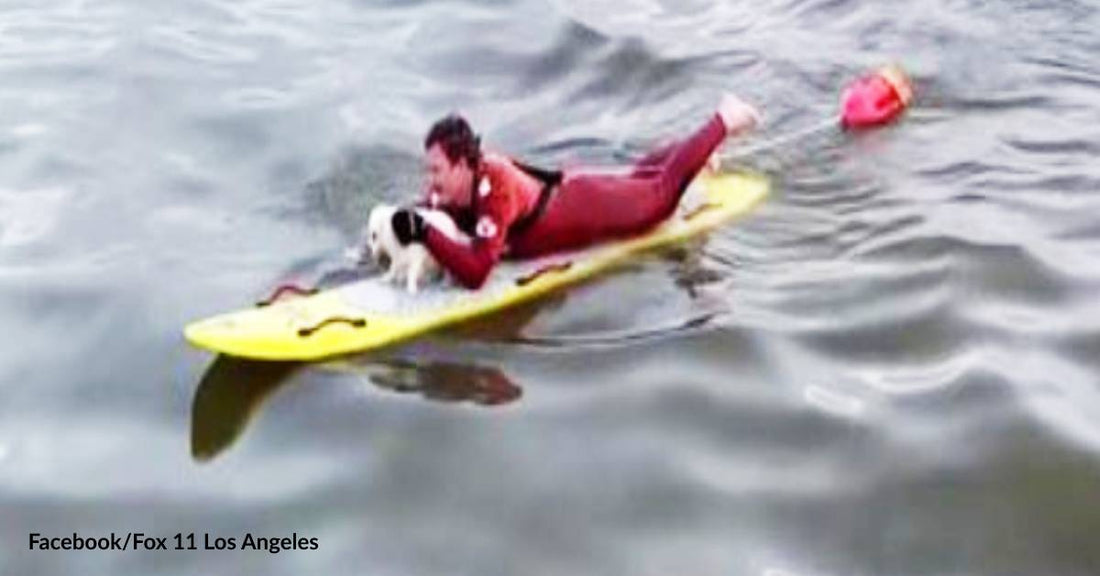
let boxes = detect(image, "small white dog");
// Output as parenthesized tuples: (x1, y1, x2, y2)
(362, 203, 467, 293)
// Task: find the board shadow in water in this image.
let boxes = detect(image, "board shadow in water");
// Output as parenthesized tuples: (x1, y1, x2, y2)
(190, 355, 524, 463)
(190, 356, 302, 463)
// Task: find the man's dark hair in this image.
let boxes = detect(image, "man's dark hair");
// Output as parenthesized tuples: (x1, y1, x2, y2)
(425, 113, 481, 168)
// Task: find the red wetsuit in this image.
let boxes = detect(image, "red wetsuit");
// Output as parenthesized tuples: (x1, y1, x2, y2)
(424, 113, 728, 289)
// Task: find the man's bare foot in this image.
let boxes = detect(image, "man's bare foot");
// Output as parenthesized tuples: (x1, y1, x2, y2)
(718, 93, 762, 134)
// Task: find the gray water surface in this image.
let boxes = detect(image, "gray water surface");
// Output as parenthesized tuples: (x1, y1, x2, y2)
(2, 1, 1100, 575)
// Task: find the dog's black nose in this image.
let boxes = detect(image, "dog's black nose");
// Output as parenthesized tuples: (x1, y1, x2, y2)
(377, 252, 392, 271)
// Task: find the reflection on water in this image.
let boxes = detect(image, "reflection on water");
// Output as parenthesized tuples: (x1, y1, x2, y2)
(325, 358, 522, 407)
(192, 355, 523, 462)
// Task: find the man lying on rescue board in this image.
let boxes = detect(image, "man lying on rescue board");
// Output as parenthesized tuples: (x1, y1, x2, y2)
(388, 94, 761, 289)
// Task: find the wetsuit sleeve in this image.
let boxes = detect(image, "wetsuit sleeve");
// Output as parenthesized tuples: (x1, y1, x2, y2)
(424, 227, 504, 290)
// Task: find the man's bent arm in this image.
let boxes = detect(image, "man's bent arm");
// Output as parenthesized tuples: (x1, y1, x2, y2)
(424, 227, 501, 289)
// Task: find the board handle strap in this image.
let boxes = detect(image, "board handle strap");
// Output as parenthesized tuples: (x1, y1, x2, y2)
(297, 317, 368, 338)
(257, 283, 319, 307)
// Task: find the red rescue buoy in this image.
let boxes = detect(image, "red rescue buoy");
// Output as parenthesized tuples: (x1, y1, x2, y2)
(840, 65, 913, 129)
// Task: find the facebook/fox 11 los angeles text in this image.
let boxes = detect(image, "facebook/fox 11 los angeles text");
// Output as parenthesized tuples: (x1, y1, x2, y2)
(29, 532, 319, 553)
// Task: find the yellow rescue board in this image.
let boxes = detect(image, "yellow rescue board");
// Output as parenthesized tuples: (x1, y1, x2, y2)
(185, 171, 768, 361)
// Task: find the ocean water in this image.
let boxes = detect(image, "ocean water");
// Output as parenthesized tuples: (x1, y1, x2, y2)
(2, 0, 1099, 574)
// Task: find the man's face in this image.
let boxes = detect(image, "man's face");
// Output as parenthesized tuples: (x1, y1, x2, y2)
(425, 144, 473, 208)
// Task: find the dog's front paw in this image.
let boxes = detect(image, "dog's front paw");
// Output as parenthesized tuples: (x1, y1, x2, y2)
(405, 268, 424, 294)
